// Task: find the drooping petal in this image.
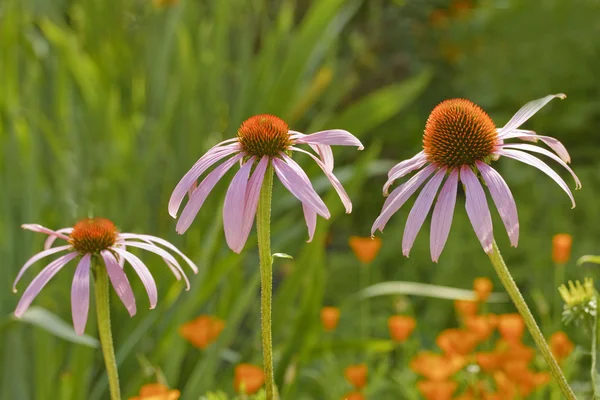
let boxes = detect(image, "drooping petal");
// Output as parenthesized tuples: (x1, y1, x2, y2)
(498, 94, 566, 135)
(21, 224, 71, 241)
(461, 166, 493, 253)
(289, 130, 334, 170)
(496, 148, 576, 208)
(71, 254, 91, 335)
(500, 129, 571, 163)
(402, 168, 446, 257)
(168, 142, 240, 218)
(223, 157, 256, 253)
(384, 152, 428, 195)
(293, 129, 364, 150)
(101, 250, 136, 316)
(238, 156, 269, 252)
(176, 153, 245, 234)
(303, 203, 317, 242)
(272, 155, 330, 219)
(44, 228, 73, 250)
(430, 168, 459, 262)
(476, 162, 519, 247)
(499, 143, 581, 189)
(13, 245, 73, 291)
(14, 252, 79, 317)
(371, 164, 437, 236)
(112, 247, 158, 309)
(290, 146, 352, 213)
(388, 151, 426, 178)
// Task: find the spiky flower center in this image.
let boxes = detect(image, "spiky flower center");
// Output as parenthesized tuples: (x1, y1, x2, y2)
(70, 218, 118, 254)
(423, 99, 498, 167)
(237, 114, 291, 157)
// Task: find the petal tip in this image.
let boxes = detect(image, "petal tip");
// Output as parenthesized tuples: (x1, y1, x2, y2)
(556, 93, 567, 100)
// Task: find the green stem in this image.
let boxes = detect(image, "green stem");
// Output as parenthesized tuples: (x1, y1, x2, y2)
(488, 240, 575, 400)
(257, 163, 275, 400)
(93, 261, 121, 400)
(592, 310, 598, 399)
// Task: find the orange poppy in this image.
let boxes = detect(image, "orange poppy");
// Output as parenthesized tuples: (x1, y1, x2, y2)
(454, 300, 478, 317)
(473, 277, 493, 302)
(436, 329, 479, 356)
(550, 331, 575, 362)
(388, 315, 416, 343)
(416, 380, 457, 400)
(341, 392, 365, 400)
(465, 314, 496, 342)
(475, 352, 499, 372)
(129, 383, 180, 400)
(321, 307, 341, 332)
(179, 315, 225, 349)
(344, 364, 368, 389)
(349, 236, 382, 264)
(410, 352, 465, 381)
(152, 0, 178, 7)
(234, 364, 265, 394)
(552, 234, 573, 264)
(497, 314, 524, 343)
(495, 339, 535, 365)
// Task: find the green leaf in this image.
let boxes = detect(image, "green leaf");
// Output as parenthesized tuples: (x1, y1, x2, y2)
(15, 307, 99, 348)
(577, 255, 600, 266)
(272, 252, 293, 260)
(353, 281, 510, 302)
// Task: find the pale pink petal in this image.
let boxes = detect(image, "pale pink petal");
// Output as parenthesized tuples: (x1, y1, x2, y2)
(112, 248, 158, 309)
(14, 252, 79, 317)
(402, 168, 446, 257)
(289, 131, 334, 170)
(237, 156, 269, 253)
(176, 153, 245, 234)
(498, 93, 566, 135)
(13, 245, 73, 291)
(272, 155, 330, 219)
(461, 166, 493, 253)
(223, 157, 256, 253)
(44, 228, 73, 250)
(499, 143, 581, 189)
(496, 148, 576, 208)
(384, 152, 428, 195)
(371, 164, 437, 236)
(476, 162, 519, 247)
(500, 129, 571, 163)
(388, 151, 426, 177)
(71, 254, 91, 335)
(101, 250, 136, 316)
(168, 142, 240, 218)
(290, 146, 352, 213)
(303, 203, 317, 242)
(430, 168, 459, 262)
(293, 129, 364, 150)
(21, 224, 70, 241)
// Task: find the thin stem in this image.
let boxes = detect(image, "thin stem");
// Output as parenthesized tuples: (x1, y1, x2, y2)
(488, 240, 576, 400)
(592, 310, 598, 399)
(257, 163, 275, 400)
(93, 260, 121, 400)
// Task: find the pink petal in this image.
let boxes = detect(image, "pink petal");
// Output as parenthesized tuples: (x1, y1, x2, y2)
(290, 146, 352, 213)
(384, 152, 428, 195)
(71, 254, 91, 335)
(223, 157, 256, 253)
(14, 252, 79, 317)
(371, 164, 436, 236)
(168, 142, 240, 218)
(44, 228, 73, 250)
(272, 155, 330, 219)
(476, 162, 519, 247)
(289, 130, 334, 170)
(176, 153, 245, 234)
(21, 224, 70, 241)
(112, 248, 158, 309)
(13, 245, 73, 291)
(117, 233, 198, 273)
(496, 148, 576, 208)
(500, 129, 571, 163)
(402, 168, 446, 257)
(303, 203, 317, 242)
(293, 129, 364, 150)
(388, 151, 426, 177)
(101, 250, 136, 316)
(461, 166, 493, 253)
(430, 169, 459, 262)
(238, 156, 269, 252)
(498, 93, 566, 136)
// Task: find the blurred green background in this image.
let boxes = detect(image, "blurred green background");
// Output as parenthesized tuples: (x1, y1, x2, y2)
(1, 0, 599, 399)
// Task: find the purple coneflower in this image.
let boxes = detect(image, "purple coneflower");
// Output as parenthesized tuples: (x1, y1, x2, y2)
(168, 114, 363, 252)
(14, 218, 198, 335)
(372, 94, 580, 261)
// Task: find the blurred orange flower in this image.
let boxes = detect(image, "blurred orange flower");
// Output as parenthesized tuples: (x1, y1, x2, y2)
(550, 331, 574, 362)
(429, 9, 449, 29)
(344, 364, 368, 389)
(129, 383, 180, 400)
(179, 315, 225, 349)
(416, 380, 457, 400)
(341, 392, 365, 400)
(552, 234, 573, 264)
(410, 352, 465, 381)
(388, 315, 416, 343)
(321, 306, 341, 332)
(465, 314, 497, 342)
(473, 277, 493, 302)
(152, 0, 178, 7)
(234, 364, 265, 394)
(349, 236, 382, 264)
(454, 300, 478, 317)
(495, 339, 535, 365)
(436, 329, 479, 356)
(497, 314, 524, 343)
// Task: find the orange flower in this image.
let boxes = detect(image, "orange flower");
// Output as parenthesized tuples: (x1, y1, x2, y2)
(341, 392, 365, 400)
(497, 314, 524, 343)
(495, 339, 535, 365)
(550, 331, 574, 361)
(321, 307, 341, 331)
(344, 364, 368, 389)
(410, 352, 465, 381)
(454, 300, 478, 317)
(417, 380, 457, 400)
(429, 9, 449, 29)
(465, 314, 496, 342)
(349, 236, 382, 264)
(129, 383, 180, 400)
(552, 234, 572, 264)
(436, 329, 479, 356)
(179, 315, 225, 349)
(475, 352, 500, 372)
(473, 277, 493, 302)
(234, 364, 265, 394)
(388, 315, 416, 343)
(152, 0, 178, 7)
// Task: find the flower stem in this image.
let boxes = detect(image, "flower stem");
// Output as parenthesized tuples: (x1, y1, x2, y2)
(257, 163, 276, 400)
(94, 260, 121, 400)
(592, 310, 598, 399)
(488, 240, 575, 400)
